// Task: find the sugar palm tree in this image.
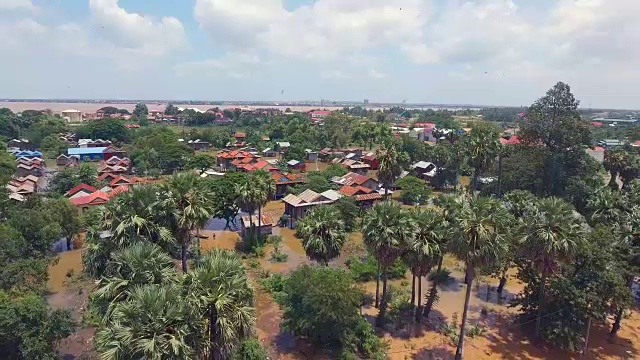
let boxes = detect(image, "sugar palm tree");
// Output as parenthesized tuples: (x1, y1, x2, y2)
(462, 124, 501, 195)
(253, 170, 276, 231)
(604, 149, 626, 190)
(403, 208, 447, 321)
(449, 196, 510, 360)
(520, 196, 586, 338)
(235, 180, 262, 235)
(611, 207, 640, 336)
(92, 242, 177, 322)
(361, 201, 414, 326)
(184, 249, 255, 360)
(297, 205, 348, 265)
(377, 145, 404, 199)
(159, 172, 215, 273)
(95, 283, 206, 359)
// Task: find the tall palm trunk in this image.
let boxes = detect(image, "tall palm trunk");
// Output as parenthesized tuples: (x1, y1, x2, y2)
(411, 273, 416, 312)
(424, 256, 443, 319)
(416, 274, 423, 321)
(258, 206, 262, 239)
(377, 266, 389, 327)
(180, 230, 189, 273)
(471, 167, 480, 197)
(455, 267, 474, 360)
(209, 305, 219, 360)
(535, 259, 548, 337)
(611, 277, 634, 336)
(497, 152, 504, 197)
(375, 261, 380, 308)
(608, 171, 618, 190)
(496, 269, 508, 302)
(196, 227, 201, 263)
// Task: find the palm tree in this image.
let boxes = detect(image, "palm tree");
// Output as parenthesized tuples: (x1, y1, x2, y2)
(297, 205, 348, 265)
(462, 124, 501, 195)
(611, 207, 640, 336)
(361, 201, 414, 326)
(604, 149, 626, 190)
(520, 197, 586, 338)
(159, 172, 215, 273)
(449, 196, 510, 360)
(92, 242, 176, 321)
(253, 170, 276, 232)
(377, 146, 404, 199)
(95, 283, 206, 359)
(235, 180, 262, 235)
(184, 249, 255, 360)
(403, 208, 447, 321)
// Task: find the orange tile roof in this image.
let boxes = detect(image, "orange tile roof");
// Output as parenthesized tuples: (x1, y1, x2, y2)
(272, 171, 304, 184)
(70, 191, 110, 206)
(338, 185, 372, 197)
(65, 184, 98, 197)
(355, 193, 383, 201)
(109, 176, 132, 187)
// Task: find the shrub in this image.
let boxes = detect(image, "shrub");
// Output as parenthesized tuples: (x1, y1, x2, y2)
(345, 255, 408, 282)
(231, 338, 269, 360)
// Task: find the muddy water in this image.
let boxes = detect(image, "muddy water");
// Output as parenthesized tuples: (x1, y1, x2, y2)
(48, 249, 84, 293)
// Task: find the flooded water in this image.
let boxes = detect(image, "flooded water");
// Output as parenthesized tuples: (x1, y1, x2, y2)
(48, 249, 84, 293)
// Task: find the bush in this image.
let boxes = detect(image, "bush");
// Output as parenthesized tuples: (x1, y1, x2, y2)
(345, 255, 408, 282)
(260, 273, 285, 295)
(231, 338, 269, 360)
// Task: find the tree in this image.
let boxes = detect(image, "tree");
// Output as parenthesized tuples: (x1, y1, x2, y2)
(361, 201, 414, 326)
(333, 196, 359, 232)
(377, 146, 403, 199)
(395, 176, 432, 205)
(462, 123, 501, 194)
(282, 144, 306, 163)
(40, 134, 67, 158)
(133, 102, 149, 118)
(159, 173, 215, 272)
(95, 284, 206, 359)
(279, 266, 386, 359)
(92, 242, 176, 320)
(297, 205, 348, 265)
(75, 118, 129, 143)
(0, 291, 75, 359)
(604, 149, 626, 190)
(519, 82, 592, 194)
(165, 103, 180, 116)
(207, 172, 247, 229)
(47, 197, 82, 250)
(187, 153, 215, 172)
(0, 141, 16, 185)
(232, 339, 269, 360)
(449, 196, 510, 360)
(403, 208, 447, 320)
(520, 197, 586, 337)
(48, 164, 99, 195)
(99, 106, 119, 115)
(184, 249, 255, 360)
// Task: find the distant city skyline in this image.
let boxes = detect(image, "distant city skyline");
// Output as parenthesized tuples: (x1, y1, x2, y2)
(1, 1, 640, 109)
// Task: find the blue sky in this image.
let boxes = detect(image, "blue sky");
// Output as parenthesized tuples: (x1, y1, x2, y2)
(1, 0, 640, 109)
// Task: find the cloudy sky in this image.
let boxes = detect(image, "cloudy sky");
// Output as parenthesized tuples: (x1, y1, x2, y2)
(1, 0, 639, 108)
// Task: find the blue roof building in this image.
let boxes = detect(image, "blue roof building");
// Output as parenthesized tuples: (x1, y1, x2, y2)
(68, 147, 108, 161)
(12, 150, 42, 158)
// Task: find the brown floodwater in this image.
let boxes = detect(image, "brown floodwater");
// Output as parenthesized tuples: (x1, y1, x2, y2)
(48, 249, 84, 293)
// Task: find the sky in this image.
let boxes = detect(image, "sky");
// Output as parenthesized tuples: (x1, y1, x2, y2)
(1, 0, 640, 109)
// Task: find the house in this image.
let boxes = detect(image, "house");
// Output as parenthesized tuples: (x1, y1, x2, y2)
(412, 161, 437, 181)
(309, 110, 330, 121)
(586, 146, 605, 163)
(500, 136, 521, 145)
(334, 159, 370, 175)
(217, 150, 256, 169)
(283, 189, 341, 228)
(102, 146, 126, 161)
(15, 163, 43, 177)
(109, 175, 133, 188)
(338, 185, 382, 208)
(272, 171, 305, 199)
(97, 172, 120, 184)
(362, 152, 379, 170)
(331, 172, 380, 191)
(61, 109, 83, 123)
(64, 184, 98, 199)
(262, 148, 277, 157)
(77, 139, 111, 148)
(8, 139, 32, 150)
(12, 150, 42, 158)
(188, 139, 210, 151)
(97, 164, 128, 175)
(70, 191, 110, 212)
(56, 154, 79, 167)
(305, 149, 318, 162)
(68, 147, 108, 161)
(287, 160, 305, 171)
(241, 214, 275, 237)
(234, 133, 247, 142)
(598, 139, 625, 148)
(276, 142, 291, 153)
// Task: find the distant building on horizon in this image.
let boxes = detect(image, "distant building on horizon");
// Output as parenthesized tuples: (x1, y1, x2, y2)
(364, 99, 369, 105)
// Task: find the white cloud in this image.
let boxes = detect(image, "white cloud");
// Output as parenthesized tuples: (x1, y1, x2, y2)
(175, 52, 262, 78)
(0, 0, 34, 11)
(89, 0, 186, 56)
(320, 70, 352, 79)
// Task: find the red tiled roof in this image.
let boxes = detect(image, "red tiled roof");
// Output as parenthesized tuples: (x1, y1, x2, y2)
(341, 172, 372, 186)
(110, 176, 132, 187)
(310, 110, 331, 115)
(64, 184, 98, 197)
(355, 193, 383, 202)
(272, 171, 304, 184)
(591, 122, 603, 127)
(414, 122, 437, 128)
(589, 146, 605, 152)
(70, 191, 110, 206)
(111, 185, 130, 196)
(500, 136, 520, 145)
(97, 172, 119, 182)
(338, 185, 372, 197)
(234, 132, 246, 138)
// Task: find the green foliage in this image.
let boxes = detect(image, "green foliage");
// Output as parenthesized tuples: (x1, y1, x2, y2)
(40, 134, 67, 158)
(0, 140, 16, 185)
(186, 153, 215, 171)
(396, 176, 432, 205)
(333, 196, 359, 232)
(282, 143, 306, 162)
(279, 266, 386, 358)
(130, 127, 193, 173)
(231, 338, 269, 360)
(49, 164, 99, 195)
(297, 205, 347, 265)
(75, 118, 130, 143)
(0, 290, 75, 359)
(133, 102, 149, 118)
(345, 255, 408, 282)
(206, 172, 247, 229)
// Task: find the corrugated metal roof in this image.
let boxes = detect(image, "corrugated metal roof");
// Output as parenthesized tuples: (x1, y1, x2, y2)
(68, 147, 107, 155)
